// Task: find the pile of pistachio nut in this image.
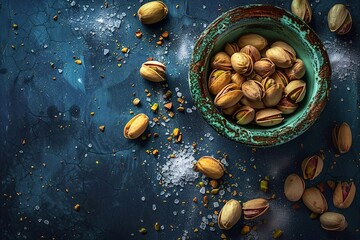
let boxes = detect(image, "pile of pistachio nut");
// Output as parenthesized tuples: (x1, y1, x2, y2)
(208, 33, 307, 127)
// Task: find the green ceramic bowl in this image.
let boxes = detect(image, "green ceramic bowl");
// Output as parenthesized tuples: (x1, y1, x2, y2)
(189, 5, 331, 147)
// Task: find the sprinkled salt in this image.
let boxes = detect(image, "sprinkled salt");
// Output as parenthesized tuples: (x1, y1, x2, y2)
(219, 189, 225, 196)
(104, 49, 110, 55)
(43, 220, 49, 225)
(174, 199, 179, 204)
(176, 92, 182, 97)
(200, 222, 206, 230)
(199, 187, 205, 194)
(186, 108, 192, 113)
(70, 1, 76, 7)
(210, 227, 216, 232)
(173, 211, 177, 216)
(141, 196, 145, 201)
(88, 143, 92, 148)
(213, 202, 219, 208)
(152, 204, 156, 211)
(175, 87, 180, 92)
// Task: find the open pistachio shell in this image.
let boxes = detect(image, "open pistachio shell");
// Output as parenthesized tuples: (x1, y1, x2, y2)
(224, 42, 240, 56)
(240, 45, 261, 62)
(271, 70, 289, 88)
(139, 61, 166, 82)
(211, 52, 232, 70)
(214, 83, 243, 108)
(276, 97, 298, 114)
(332, 122, 352, 154)
(253, 58, 276, 78)
(284, 174, 305, 202)
(231, 73, 246, 88)
(301, 154, 324, 180)
(302, 187, 328, 214)
(263, 83, 284, 107)
(333, 181, 356, 209)
(233, 106, 255, 125)
(328, 4, 352, 35)
(265, 46, 295, 68)
(285, 59, 306, 80)
(284, 80, 306, 103)
(320, 212, 348, 231)
(218, 199, 242, 230)
(222, 103, 241, 116)
(238, 34, 268, 51)
(291, 0, 312, 23)
(240, 97, 266, 110)
(271, 41, 296, 59)
(231, 52, 253, 76)
(123, 113, 149, 139)
(194, 156, 225, 179)
(242, 80, 265, 102)
(261, 77, 276, 90)
(208, 69, 232, 95)
(242, 198, 269, 220)
(255, 108, 284, 127)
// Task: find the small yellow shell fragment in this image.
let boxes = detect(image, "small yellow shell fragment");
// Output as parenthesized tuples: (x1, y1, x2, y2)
(75, 59, 82, 65)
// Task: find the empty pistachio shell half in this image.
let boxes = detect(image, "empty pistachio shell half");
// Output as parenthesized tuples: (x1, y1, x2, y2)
(224, 42, 240, 56)
(333, 181, 356, 209)
(242, 80, 265, 102)
(218, 199, 242, 230)
(276, 97, 298, 114)
(137, 1, 168, 24)
(302, 187, 328, 214)
(320, 212, 348, 231)
(208, 69, 232, 95)
(332, 122, 352, 154)
(242, 198, 269, 220)
(214, 83, 243, 108)
(124, 113, 149, 139)
(240, 45, 261, 62)
(211, 52, 232, 70)
(265, 47, 294, 68)
(255, 108, 284, 127)
(301, 154, 324, 180)
(194, 156, 225, 179)
(233, 106, 255, 125)
(140, 60, 166, 82)
(291, 0, 312, 23)
(284, 80, 306, 103)
(284, 174, 305, 202)
(238, 34, 268, 51)
(231, 52, 253, 76)
(328, 4, 352, 35)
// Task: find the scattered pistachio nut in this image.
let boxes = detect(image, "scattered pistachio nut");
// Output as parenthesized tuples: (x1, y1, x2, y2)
(291, 0, 312, 23)
(301, 154, 324, 180)
(218, 199, 242, 230)
(137, 1, 168, 24)
(320, 212, 348, 231)
(284, 173, 305, 202)
(123, 113, 149, 139)
(302, 187, 328, 214)
(328, 4, 352, 35)
(194, 156, 225, 179)
(333, 181, 356, 209)
(140, 60, 166, 82)
(332, 122, 352, 154)
(242, 198, 269, 220)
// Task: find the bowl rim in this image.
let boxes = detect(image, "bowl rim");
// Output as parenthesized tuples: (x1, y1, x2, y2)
(188, 4, 331, 147)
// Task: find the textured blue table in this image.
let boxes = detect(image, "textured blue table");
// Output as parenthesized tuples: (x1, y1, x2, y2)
(1, 0, 359, 239)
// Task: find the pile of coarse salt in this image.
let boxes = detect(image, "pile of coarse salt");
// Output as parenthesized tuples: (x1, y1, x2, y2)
(158, 146, 199, 187)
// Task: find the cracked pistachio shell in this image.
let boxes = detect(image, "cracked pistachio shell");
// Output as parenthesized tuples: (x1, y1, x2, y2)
(123, 113, 149, 139)
(240, 45, 261, 62)
(242, 80, 265, 102)
(263, 83, 284, 107)
(328, 4, 352, 35)
(140, 61, 166, 82)
(242, 198, 269, 220)
(211, 52, 232, 70)
(208, 69, 232, 95)
(301, 154, 324, 180)
(253, 58, 276, 78)
(233, 106, 255, 125)
(255, 108, 284, 127)
(276, 97, 298, 114)
(194, 156, 225, 179)
(266, 47, 295, 68)
(284, 80, 306, 103)
(271, 41, 296, 59)
(214, 83, 243, 108)
(137, 1, 168, 24)
(271, 70, 289, 88)
(285, 59, 306, 80)
(333, 181, 356, 209)
(291, 0, 312, 23)
(224, 42, 240, 56)
(222, 103, 241, 116)
(231, 52, 253, 76)
(261, 77, 276, 90)
(238, 34, 268, 51)
(247, 71, 263, 82)
(218, 199, 242, 230)
(332, 122, 352, 154)
(320, 212, 348, 231)
(302, 187, 328, 214)
(231, 73, 246, 88)
(240, 97, 265, 110)
(284, 174, 305, 202)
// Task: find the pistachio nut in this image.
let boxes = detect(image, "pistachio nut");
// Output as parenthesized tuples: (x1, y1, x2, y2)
(284, 173, 305, 202)
(276, 97, 298, 114)
(231, 73, 246, 88)
(222, 103, 241, 116)
(137, 1, 168, 24)
(320, 212, 348, 231)
(247, 72, 263, 82)
(242, 198, 269, 220)
(224, 42, 240, 56)
(233, 106, 255, 125)
(302, 187, 328, 214)
(328, 4, 352, 35)
(333, 181, 356, 209)
(214, 83, 243, 108)
(240, 97, 266, 110)
(263, 83, 284, 107)
(284, 80, 306, 103)
(285, 59, 306, 80)
(218, 199, 242, 230)
(238, 34, 268, 51)
(255, 108, 284, 127)
(230, 52, 253, 76)
(208, 69, 232, 95)
(123, 113, 149, 139)
(194, 156, 225, 179)
(271, 41, 296, 59)
(332, 122, 352, 154)
(253, 58, 276, 78)
(261, 77, 276, 90)
(265, 47, 294, 68)
(139, 60, 166, 82)
(301, 154, 324, 180)
(211, 52, 232, 71)
(240, 45, 261, 62)
(242, 80, 265, 102)
(271, 70, 289, 88)
(291, 0, 312, 23)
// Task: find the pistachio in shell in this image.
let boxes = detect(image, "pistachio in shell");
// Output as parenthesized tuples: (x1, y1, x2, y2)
(240, 97, 266, 110)
(285, 58, 306, 80)
(222, 103, 241, 116)
(214, 83, 243, 108)
(328, 4, 352, 35)
(255, 108, 284, 127)
(333, 181, 356, 209)
(241, 80, 265, 102)
(261, 77, 276, 90)
(231, 73, 246, 88)
(332, 122, 352, 154)
(123, 113, 149, 139)
(271, 41, 296, 59)
(291, 0, 312, 23)
(224, 42, 240, 56)
(265, 47, 294, 68)
(284, 174, 305, 202)
(242, 198, 269, 220)
(233, 106, 255, 125)
(240, 45, 261, 62)
(137, 1, 168, 24)
(271, 70, 289, 88)
(194, 156, 225, 179)
(302, 187, 328, 214)
(320, 212, 348, 231)
(284, 80, 306, 103)
(211, 52, 232, 70)
(276, 97, 298, 114)
(218, 199, 242, 230)
(253, 58, 276, 78)
(301, 154, 324, 180)
(208, 69, 232, 95)
(263, 83, 284, 107)
(139, 60, 166, 82)
(230, 52, 253, 76)
(238, 34, 268, 51)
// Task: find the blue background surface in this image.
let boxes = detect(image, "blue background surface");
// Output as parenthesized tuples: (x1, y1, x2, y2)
(0, 0, 359, 239)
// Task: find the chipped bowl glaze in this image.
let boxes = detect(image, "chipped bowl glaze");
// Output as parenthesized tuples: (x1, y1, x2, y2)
(189, 5, 331, 147)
